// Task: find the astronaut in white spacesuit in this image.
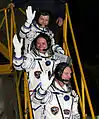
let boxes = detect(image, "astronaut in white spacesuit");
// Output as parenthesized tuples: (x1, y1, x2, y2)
(19, 6, 63, 55)
(13, 33, 71, 93)
(32, 62, 80, 119)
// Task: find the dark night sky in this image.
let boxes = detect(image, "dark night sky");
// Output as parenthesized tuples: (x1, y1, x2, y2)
(68, 0, 99, 62)
(68, 0, 99, 115)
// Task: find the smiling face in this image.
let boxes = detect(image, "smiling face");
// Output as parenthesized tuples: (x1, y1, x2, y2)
(36, 37, 48, 54)
(61, 67, 72, 81)
(38, 15, 49, 28)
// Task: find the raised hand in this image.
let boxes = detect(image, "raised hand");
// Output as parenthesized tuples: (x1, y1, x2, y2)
(13, 34, 23, 58)
(40, 71, 54, 91)
(26, 6, 36, 24)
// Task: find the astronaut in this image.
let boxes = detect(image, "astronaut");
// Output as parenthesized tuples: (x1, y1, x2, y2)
(13, 33, 71, 92)
(32, 62, 80, 119)
(19, 6, 63, 55)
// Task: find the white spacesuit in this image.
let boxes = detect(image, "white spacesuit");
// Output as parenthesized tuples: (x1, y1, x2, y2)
(13, 34, 70, 91)
(19, 6, 62, 55)
(32, 62, 80, 119)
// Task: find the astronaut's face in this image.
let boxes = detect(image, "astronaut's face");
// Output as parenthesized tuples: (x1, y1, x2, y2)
(61, 67, 72, 81)
(38, 15, 49, 28)
(36, 37, 48, 54)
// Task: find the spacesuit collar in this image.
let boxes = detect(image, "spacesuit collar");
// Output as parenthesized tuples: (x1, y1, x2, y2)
(35, 49, 51, 58)
(52, 81, 71, 93)
(39, 52, 49, 57)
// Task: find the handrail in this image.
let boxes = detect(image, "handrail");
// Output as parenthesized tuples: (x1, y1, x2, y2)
(18, 8, 26, 15)
(15, 71, 23, 119)
(24, 72, 33, 119)
(0, 3, 16, 73)
(0, 41, 9, 60)
(0, 16, 5, 29)
(66, 3, 95, 119)
(63, 13, 84, 115)
(63, 3, 95, 119)
(4, 8, 11, 61)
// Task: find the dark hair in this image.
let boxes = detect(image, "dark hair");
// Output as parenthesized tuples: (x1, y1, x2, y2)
(31, 33, 51, 50)
(34, 10, 52, 26)
(55, 62, 71, 80)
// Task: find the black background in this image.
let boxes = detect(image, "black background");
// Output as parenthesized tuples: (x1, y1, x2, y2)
(68, 0, 99, 115)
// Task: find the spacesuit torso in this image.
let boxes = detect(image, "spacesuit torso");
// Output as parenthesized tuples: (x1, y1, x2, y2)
(13, 49, 59, 91)
(32, 81, 80, 119)
(27, 52, 57, 91)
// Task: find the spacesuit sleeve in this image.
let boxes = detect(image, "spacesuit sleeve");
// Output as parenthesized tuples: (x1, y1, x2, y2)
(19, 22, 31, 39)
(32, 86, 52, 105)
(47, 30, 55, 45)
(13, 53, 35, 71)
(13, 56, 24, 71)
(72, 90, 80, 119)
